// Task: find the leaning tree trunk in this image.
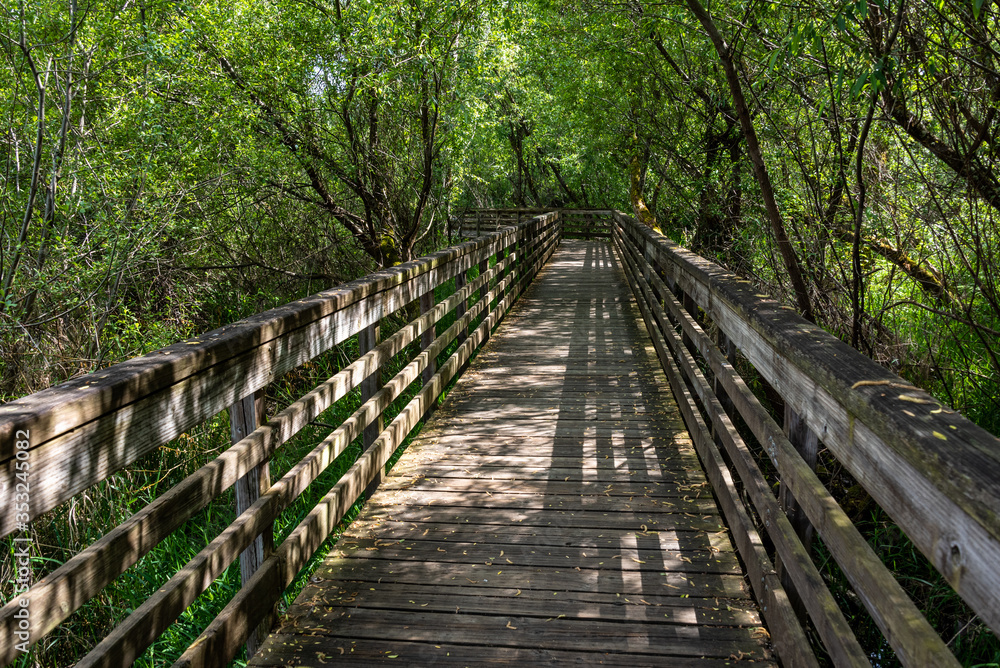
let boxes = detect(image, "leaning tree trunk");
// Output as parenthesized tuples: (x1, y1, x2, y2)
(684, 0, 814, 322)
(629, 134, 661, 232)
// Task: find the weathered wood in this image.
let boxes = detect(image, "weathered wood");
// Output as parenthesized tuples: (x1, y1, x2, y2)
(78, 322, 441, 666)
(375, 474, 718, 496)
(0, 226, 519, 453)
(619, 231, 872, 666)
(364, 505, 726, 532)
(228, 390, 272, 659)
(0, 222, 544, 668)
(479, 256, 490, 344)
(512, 215, 560, 299)
(359, 321, 383, 497)
(372, 488, 719, 514)
(253, 607, 765, 657)
(171, 228, 544, 668)
(74, 231, 531, 668)
(333, 537, 741, 573)
(316, 560, 748, 598)
(388, 452, 702, 472)
(387, 464, 703, 483)
(0, 244, 522, 667)
(334, 519, 736, 552)
(685, 323, 954, 663)
(0, 213, 565, 667)
(617, 213, 966, 666)
(0, 224, 536, 538)
(285, 580, 757, 620)
(237, 241, 772, 668)
(777, 404, 819, 614)
(454, 271, 468, 347)
(615, 231, 820, 668)
(615, 211, 1000, 639)
(419, 290, 436, 387)
(251, 637, 773, 667)
(714, 331, 736, 421)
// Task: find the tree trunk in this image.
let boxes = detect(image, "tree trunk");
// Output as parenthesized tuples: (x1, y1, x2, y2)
(629, 135, 660, 232)
(684, 0, 814, 321)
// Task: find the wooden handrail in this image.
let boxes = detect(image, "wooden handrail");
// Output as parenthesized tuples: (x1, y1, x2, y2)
(612, 210, 1000, 666)
(457, 208, 613, 239)
(173, 219, 560, 667)
(0, 212, 560, 666)
(9, 205, 994, 666)
(0, 228, 518, 535)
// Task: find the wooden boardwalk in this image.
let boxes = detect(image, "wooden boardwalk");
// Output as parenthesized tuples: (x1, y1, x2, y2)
(250, 240, 774, 666)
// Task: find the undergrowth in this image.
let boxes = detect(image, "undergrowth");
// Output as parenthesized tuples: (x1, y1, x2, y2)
(2, 273, 487, 667)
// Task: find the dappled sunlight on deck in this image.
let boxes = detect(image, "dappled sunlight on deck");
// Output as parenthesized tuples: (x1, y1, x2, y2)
(249, 240, 774, 666)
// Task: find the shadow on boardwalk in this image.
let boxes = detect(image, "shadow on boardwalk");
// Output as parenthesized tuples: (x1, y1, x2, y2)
(249, 240, 775, 666)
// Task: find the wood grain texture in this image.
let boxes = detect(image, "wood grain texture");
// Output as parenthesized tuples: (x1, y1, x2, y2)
(614, 211, 1000, 638)
(0, 223, 547, 537)
(0, 245, 521, 667)
(248, 240, 774, 667)
(74, 247, 525, 668)
(618, 218, 950, 664)
(0, 228, 520, 450)
(229, 390, 272, 658)
(615, 231, 821, 668)
(173, 236, 536, 668)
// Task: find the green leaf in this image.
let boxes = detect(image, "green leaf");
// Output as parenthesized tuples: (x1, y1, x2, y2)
(851, 68, 871, 99)
(768, 46, 781, 71)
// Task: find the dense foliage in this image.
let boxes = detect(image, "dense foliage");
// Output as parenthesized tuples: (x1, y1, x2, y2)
(2, 0, 999, 664)
(4, 0, 998, 424)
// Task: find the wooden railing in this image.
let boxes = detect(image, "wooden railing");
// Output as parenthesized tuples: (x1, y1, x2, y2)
(612, 210, 1000, 666)
(0, 212, 560, 667)
(6, 205, 998, 667)
(457, 208, 612, 239)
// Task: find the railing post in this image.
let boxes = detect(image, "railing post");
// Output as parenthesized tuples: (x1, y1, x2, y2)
(420, 290, 437, 387)
(228, 389, 272, 658)
(642, 239, 653, 284)
(515, 228, 524, 295)
(715, 331, 737, 421)
(360, 321, 383, 497)
(503, 240, 514, 301)
(779, 405, 818, 546)
(776, 403, 819, 621)
(648, 243, 666, 300)
(455, 269, 468, 347)
(479, 256, 490, 344)
(681, 293, 699, 355)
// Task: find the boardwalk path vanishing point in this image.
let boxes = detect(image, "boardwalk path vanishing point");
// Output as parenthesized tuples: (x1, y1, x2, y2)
(249, 240, 774, 666)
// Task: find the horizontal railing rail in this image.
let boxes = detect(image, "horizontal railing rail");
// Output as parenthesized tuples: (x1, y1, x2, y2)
(457, 208, 612, 239)
(612, 210, 1000, 666)
(0, 212, 561, 667)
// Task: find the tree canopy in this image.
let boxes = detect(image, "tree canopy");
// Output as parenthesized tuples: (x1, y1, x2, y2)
(4, 1, 1000, 664)
(3, 0, 998, 435)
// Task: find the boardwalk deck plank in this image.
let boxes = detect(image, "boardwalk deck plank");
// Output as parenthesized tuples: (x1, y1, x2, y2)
(334, 520, 735, 551)
(249, 240, 773, 666)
